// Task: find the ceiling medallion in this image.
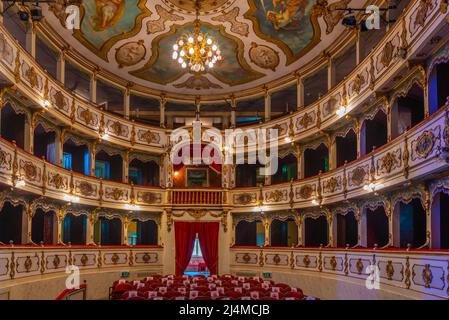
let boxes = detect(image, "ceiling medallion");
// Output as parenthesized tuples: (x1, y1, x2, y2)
(172, 1, 223, 73)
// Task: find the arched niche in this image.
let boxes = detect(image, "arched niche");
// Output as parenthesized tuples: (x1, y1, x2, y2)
(63, 137, 90, 175)
(33, 123, 56, 163)
(361, 109, 387, 156)
(128, 219, 158, 245)
(431, 187, 449, 249)
(95, 149, 123, 182)
(0, 201, 24, 244)
(303, 143, 329, 178)
(304, 215, 328, 247)
(393, 198, 426, 249)
(129, 158, 160, 186)
(428, 58, 449, 114)
(391, 82, 425, 139)
(335, 128, 357, 167)
(272, 153, 297, 184)
(62, 212, 87, 245)
(235, 219, 264, 246)
(32, 208, 57, 245)
(365, 206, 389, 248)
(336, 210, 358, 247)
(270, 217, 298, 247)
(1, 102, 26, 149)
(94, 216, 122, 245)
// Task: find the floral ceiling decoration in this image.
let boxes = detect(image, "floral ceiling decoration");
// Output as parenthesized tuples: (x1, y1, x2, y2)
(45, 0, 358, 95)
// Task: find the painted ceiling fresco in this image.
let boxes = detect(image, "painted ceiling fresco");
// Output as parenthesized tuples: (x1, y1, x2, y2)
(44, 0, 358, 95)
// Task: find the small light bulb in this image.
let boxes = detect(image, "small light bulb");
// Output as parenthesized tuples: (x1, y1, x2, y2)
(208, 62, 214, 68)
(178, 57, 184, 64)
(189, 47, 195, 55)
(173, 44, 179, 51)
(188, 37, 194, 43)
(182, 62, 187, 69)
(197, 35, 203, 42)
(207, 39, 212, 45)
(178, 40, 184, 46)
(212, 45, 217, 51)
(172, 51, 178, 60)
(180, 50, 185, 57)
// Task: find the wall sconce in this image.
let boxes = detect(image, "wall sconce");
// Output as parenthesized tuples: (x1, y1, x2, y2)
(63, 194, 80, 204)
(14, 179, 26, 188)
(363, 182, 384, 193)
(336, 106, 347, 118)
(124, 204, 140, 211)
(253, 205, 268, 213)
(40, 99, 50, 109)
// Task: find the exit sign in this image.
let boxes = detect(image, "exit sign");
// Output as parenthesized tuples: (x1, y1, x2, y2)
(121, 272, 130, 278)
(262, 272, 272, 279)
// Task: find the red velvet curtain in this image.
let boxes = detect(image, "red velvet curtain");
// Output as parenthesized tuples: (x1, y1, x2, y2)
(197, 222, 219, 275)
(175, 222, 220, 276)
(175, 222, 198, 276)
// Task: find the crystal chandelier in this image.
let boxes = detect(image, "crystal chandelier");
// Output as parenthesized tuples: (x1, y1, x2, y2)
(172, 1, 222, 73)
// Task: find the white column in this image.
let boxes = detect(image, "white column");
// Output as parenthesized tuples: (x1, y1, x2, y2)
(296, 76, 304, 110)
(328, 59, 334, 90)
(230, 95, 237, 128)
(264, 88, 271, 122)
(355, 30, 361, 65)
(124, 86, 130, 120)
(25, 23, 36, 57)
(123, 150, 129, 183)
(57, 51, 66, 84)
(86, 211, 95, 245)
(90, 72, 97, 103)
(160, 94, 166, 128)
(392, 203, 401, 247)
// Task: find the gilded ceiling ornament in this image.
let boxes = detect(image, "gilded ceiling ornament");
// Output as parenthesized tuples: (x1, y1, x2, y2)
(312, 0, 351, 34)
(415, 0, 433, 29)
(174, 75, 222, 90)
(248, 42, 280, 71)
(212, 7, 249, 37)
(115, 40, 146, 68)
(147, 5, 184, 34)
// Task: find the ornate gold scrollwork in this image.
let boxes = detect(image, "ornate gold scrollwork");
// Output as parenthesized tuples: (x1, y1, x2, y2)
(386, 260, 395, 280)
(303, 255, 311, 268)
(80, 254, 88, 267)
(24, 256, 32, 273)
(329, 256, 337, 271)
(356, 258, 364, 275)
(422, 264, 433, 288)
(405, 257, 411, 289)
(297, 112, 313, 129)
(111, 253, 119, 265)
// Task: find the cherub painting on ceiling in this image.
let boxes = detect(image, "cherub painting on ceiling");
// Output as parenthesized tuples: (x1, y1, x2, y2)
(264, 0, 308, 31)
(91, 0, 125, 31)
